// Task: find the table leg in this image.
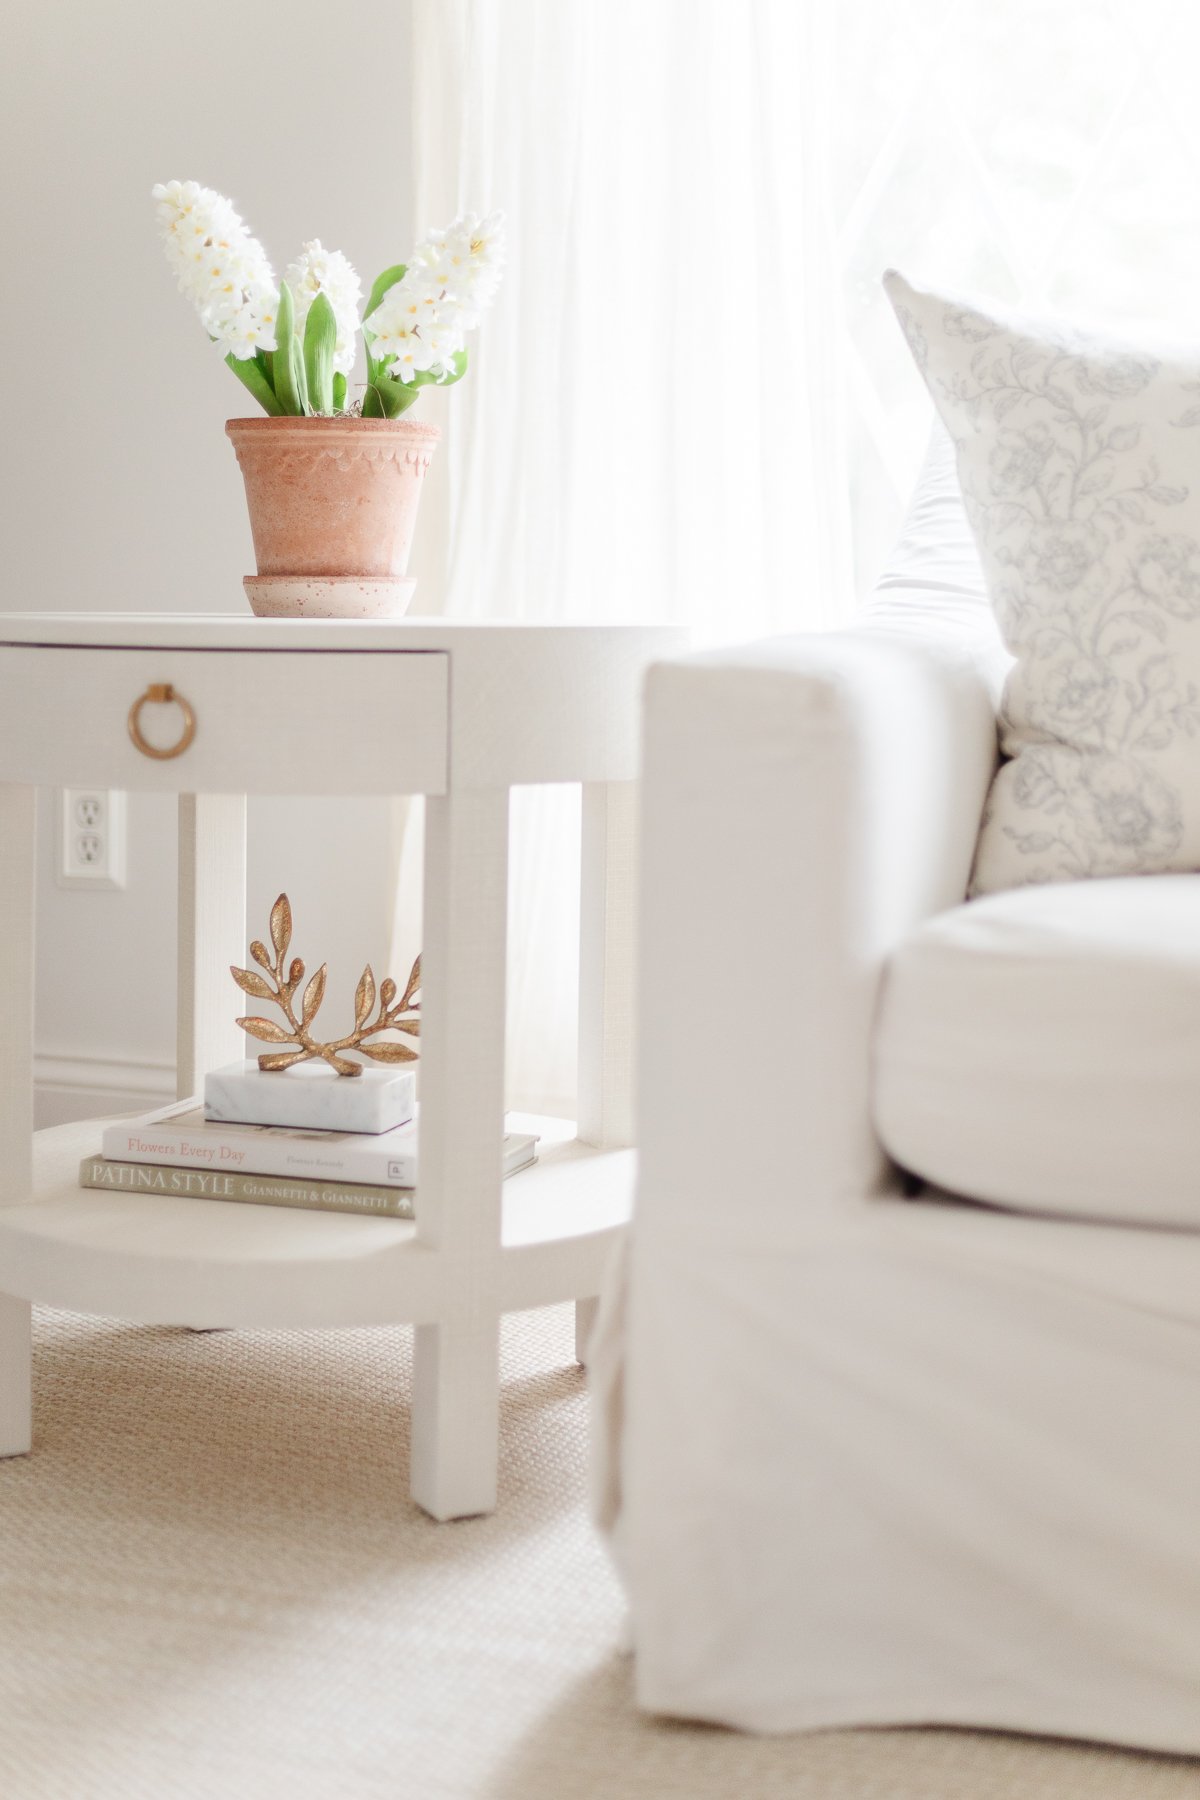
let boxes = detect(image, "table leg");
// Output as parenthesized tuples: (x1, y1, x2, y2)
(577, 781, 637, 1150)
(0, 1297, 31, 1457)
(575, 782, 637, 1358)
(410, 787, 509, 1520)
(411, 1316, 501, 1521)
(177, 794, 248, 1100)
(0, 783, 35, 1456)
(575, 1294, 600, 1368)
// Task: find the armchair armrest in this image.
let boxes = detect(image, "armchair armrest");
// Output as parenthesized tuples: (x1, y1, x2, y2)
(636, 621, 1004, 1248)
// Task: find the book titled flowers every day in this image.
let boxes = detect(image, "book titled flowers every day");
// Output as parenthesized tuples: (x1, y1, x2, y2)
(99, 1102, 537, 1188)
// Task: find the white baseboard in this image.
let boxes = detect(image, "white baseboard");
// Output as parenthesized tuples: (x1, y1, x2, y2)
(34, 1051, 176, 1131)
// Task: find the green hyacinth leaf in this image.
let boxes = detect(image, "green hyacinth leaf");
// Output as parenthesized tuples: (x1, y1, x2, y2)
(290, 329, 310, 415)
(225, 352, 284, 416)
(272, 281, 303, 415)
(362, 262, 407, 328)
(388, 380, 422, 417)
(362, 263, 411, 408)
(365, 372, 422, 418)
(304, 290, 336, 415)
(332, 370, 347, 412)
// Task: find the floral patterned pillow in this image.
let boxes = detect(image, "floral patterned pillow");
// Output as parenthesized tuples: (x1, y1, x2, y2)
(885, 269, 1200, 895)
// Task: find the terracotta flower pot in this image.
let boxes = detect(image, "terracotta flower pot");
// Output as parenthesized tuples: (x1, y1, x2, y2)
(225, 415, 440, 619)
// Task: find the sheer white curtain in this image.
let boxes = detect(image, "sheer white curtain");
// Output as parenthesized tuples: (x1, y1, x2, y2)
(395, 1, 1200, 1115)
(829, 0, 1200, 592)
(397, 0, 852, 1115)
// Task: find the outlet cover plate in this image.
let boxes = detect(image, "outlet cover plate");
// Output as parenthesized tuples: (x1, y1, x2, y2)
(57, 789, 127, 890)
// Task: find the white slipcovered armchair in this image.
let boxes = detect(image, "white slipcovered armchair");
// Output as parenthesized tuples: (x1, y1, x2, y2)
(593, 431, 1200, 1754)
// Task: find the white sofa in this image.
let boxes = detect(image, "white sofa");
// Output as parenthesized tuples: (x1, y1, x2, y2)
(593, 431, 1200, 1754)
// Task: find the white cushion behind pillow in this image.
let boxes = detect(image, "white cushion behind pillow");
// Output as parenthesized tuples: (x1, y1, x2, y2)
(870, 421, 991, 602)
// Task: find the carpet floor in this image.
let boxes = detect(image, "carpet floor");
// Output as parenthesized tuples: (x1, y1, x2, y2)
(0, 1304, 1196, 1799)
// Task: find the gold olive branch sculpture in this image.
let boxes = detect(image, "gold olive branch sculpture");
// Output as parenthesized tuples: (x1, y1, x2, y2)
(230, 893, 420, 1077)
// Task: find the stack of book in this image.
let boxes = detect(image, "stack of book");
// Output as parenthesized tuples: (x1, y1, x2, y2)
(79, 1100, 538, 1220)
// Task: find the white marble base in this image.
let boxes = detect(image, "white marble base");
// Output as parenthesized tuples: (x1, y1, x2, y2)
(204, 1059, 417, 1134)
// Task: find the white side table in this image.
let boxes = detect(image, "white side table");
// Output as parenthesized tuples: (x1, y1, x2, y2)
(0, 614, 684, 1519)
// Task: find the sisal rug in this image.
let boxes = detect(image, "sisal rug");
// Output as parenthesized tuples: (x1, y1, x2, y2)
(0, 1304, 1195, 1800)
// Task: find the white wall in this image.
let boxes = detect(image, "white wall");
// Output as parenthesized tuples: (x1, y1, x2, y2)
(3, 0, 420, 1122)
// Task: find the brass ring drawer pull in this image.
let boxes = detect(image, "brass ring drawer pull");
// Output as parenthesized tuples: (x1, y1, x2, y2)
(128, 683, 197, 760)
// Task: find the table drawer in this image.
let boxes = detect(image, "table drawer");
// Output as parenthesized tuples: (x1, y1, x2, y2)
(0, 646, 448, 795)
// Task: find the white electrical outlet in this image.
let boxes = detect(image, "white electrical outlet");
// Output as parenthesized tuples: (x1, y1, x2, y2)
(58, 789, 127, 889)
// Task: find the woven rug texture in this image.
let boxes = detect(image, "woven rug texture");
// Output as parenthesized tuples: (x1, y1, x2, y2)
(0, 1303, 1196, 1799)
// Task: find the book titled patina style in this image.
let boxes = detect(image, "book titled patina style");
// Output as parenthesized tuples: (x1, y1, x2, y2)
(81, 1122, 539, 1220)
(79, 1157, 416, 1219)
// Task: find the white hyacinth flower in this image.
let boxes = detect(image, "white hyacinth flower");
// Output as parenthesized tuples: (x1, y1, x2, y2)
(366, 273, 452, 383)
(422, 321, 467, 380)
(414, 211, 506, 321)
(283, 239, 363, 376)
(152, 180, 278, 360)
(365, 214, 504, 384)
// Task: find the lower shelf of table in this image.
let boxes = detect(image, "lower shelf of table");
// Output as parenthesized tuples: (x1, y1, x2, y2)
(0, 1114, 634, 1330)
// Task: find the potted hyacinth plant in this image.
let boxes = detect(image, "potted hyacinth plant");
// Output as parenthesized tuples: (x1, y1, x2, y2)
(152, 180, 504, 617)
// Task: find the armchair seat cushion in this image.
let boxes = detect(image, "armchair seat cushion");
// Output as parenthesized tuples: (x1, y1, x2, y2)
(872, 874, 1200, 1223)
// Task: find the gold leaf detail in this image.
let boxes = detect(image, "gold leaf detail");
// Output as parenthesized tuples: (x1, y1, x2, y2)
(234, 896, 423, 1077)
(237, 1016, 297, 1044)
(270, 894, 292, 961)
(400, 955, 421, 1010)
(230, 966, 274, 1001)
(359, 1041, 419, 1063)
(302, 964, 327, 1026)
